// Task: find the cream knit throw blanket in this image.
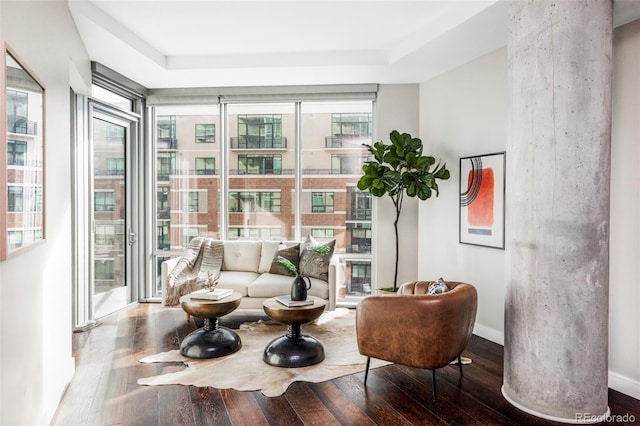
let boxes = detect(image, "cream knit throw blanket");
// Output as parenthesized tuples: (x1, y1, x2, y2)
(163, 237, 225, 306)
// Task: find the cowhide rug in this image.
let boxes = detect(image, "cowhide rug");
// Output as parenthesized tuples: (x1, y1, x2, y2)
(138, 308, 390, 397)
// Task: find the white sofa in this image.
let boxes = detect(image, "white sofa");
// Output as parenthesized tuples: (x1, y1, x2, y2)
(161, 239, 336, 310)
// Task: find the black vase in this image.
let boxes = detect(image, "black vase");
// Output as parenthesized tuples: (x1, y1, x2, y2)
(291, 275, 312, 301)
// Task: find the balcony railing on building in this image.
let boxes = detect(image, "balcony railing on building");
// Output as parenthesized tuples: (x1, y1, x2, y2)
(157, 137, 178, 150)
(8, 116, 37, 135)
(348, 208, 371, 221)
(325, 135, 372, 149)
(230, 136, 287, 149)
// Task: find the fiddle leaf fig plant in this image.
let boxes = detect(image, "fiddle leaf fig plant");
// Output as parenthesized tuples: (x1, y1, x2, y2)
(357, 130, 450, 291)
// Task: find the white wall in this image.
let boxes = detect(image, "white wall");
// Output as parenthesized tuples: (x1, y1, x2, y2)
(374, 84, 420, 289)
(418, 21, 640, 399)
(0, 1, 91, 425)
(609, 18, 640, 399)
(419, 47, 508, 344)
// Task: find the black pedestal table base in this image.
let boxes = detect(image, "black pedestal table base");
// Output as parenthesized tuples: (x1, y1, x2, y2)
(263, 323, 325, 368)
(180, 317, 241, 359)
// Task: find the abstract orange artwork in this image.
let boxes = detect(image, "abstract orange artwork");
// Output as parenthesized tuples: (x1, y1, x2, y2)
(459, 152, 505, 249)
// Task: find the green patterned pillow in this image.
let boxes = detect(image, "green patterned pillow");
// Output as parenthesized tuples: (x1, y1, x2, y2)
(299, 235, 335, 281)
(269, 244, 300, 276)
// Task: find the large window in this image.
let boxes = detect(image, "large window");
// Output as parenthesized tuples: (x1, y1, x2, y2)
(151, 100, 373, 300)
(237, 154, 282, 175)
(152, 104, 220, 267)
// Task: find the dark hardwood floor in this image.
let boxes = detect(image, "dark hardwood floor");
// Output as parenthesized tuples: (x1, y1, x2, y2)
(52, 303, 640, 425)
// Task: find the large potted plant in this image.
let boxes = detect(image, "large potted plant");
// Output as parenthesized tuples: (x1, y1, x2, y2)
(357, 130, 450, 291)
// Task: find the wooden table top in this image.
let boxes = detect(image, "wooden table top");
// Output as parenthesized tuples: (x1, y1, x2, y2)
(180, 291, 242, 318)
(262, 296, 326, 326)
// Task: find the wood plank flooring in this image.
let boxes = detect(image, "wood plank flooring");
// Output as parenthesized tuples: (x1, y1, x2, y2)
(52, 303, 640, 425)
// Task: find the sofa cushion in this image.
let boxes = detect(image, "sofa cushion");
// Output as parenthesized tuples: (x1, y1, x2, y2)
(269, 243, 300, 276)
(248, 273, 330, 299)
(214, 271, 260, 296)
(258, 240, 281, 273)
(299, 235, 336, 281)
(222, 240, 262, 272)
(247, 273, 293, 298)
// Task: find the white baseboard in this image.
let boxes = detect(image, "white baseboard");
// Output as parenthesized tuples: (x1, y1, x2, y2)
(472, 323, 504, 345)
(471, 325, 640, 402)
(609, 371, 640, 400)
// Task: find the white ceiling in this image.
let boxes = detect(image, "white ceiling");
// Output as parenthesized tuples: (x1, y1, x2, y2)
(68, 0, 640, 89)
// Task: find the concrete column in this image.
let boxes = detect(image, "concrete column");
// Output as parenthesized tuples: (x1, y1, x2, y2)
(504, 0, 612, 423)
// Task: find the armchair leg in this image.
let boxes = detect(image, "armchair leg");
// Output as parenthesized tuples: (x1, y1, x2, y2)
(432, 369, 437, 402)
(458, 355, 463, 377)
(364, 356, 371, 385)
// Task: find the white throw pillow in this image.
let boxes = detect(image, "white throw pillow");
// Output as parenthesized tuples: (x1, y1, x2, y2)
(258, 240, 281, 273)
(222, 240, 262, 272)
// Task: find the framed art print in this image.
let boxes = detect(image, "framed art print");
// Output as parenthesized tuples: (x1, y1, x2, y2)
(459, 152, 505, 249)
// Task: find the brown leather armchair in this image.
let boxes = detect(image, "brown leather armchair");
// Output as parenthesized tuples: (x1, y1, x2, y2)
(356, 280, 478, 401)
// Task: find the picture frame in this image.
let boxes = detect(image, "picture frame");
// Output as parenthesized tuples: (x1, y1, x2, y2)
(459, 152, 505, 249)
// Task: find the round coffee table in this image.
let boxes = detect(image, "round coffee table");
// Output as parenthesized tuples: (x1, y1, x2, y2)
(179, 291, 242, 359)
(262, 296, 327, 368)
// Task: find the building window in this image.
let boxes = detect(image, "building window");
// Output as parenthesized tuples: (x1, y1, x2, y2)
(7, 90, 31, 135)
(228, 227, 281, 240)
(95, 191, 115, 212)
(237, 154, 281, 175)
(184, 191, 201, 213)
(350, 262, 371, 295)
(157, 222, 169, 250)
(157, 115, 176, 149)
(195, 157, 216, 175)
(95, 259, 115, 280)
(311, 228, 334, 239)
(106, 124, 125, 144)
(350, 223, 372, 253)
(95, 224, 116, 246)
(157, 152, 175, 181)
(157, 186, 169, 213)
(182, 227, 200, 248)
(351, 189, 372, 220)
(229, 191, 281, 213)
(8, 231, 22, 250)
(8, 186, 23, 212)
(107, 158, 124, 176)
(236, 115, 284, 149)
(311, 192, 334, 213)
(331, 154, 367, 175)
(195, 124, 215, 143)
(7, 140, 27, 166)
(328, 113, 372, 147)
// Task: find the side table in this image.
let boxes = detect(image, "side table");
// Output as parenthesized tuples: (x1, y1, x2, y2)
(262, 296, 327, 368)
(179, 291, 242, 359)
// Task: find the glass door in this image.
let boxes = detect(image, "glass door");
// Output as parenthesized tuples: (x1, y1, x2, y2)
(90, 104, 138, 318)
